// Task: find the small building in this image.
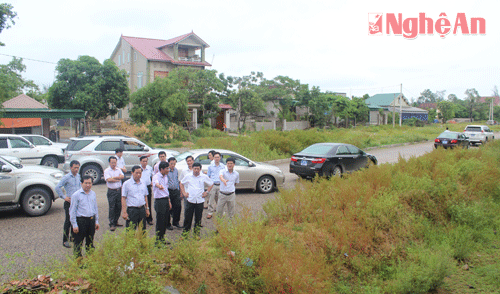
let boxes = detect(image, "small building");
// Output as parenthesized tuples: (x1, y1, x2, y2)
(185, 103, 231, 131)
(365, 93, 428, 125)
(0, 94, 50, 135)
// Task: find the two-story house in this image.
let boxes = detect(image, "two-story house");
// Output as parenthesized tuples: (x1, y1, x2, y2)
(110, 31, 211, 120)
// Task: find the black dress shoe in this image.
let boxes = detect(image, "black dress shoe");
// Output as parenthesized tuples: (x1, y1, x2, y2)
(63, 242, 71, 248)
(116, 223, 124, 227)
(147, 221, 154, 225)
(174, 224, 184, 229)
(166, 226, 174, 231)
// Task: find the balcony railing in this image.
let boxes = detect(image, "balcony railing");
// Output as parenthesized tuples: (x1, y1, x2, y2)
(178, 56, 201, 62)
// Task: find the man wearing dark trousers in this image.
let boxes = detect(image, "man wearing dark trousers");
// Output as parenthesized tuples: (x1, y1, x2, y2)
(104, 156, 124, 231)
(153, 161, 172, 244)
(140, 156, 154, 225)
(167, 157, 183, 229)
(70, 175, 100, 257)
(121, 166, 150, 231)
(55, 160, 81, 248)
(180, 163, 213, 236)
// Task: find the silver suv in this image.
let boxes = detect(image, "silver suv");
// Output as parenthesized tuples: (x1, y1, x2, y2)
(63, 135, 179, 184)
(0, 134, 65, 167)
(0, 155, 63, 216)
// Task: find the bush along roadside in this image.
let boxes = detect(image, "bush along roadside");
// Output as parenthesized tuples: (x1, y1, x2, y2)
(6, 141, 500, 293)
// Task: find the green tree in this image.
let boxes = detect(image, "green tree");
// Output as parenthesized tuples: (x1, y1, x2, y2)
(258, 75, 301, 121)
(307, 88, 332, 128)
(167, 67, 225, 124)
(437, 101, 455, 123)
(129, 76, 188, 126)
(417, 89, 437, 104)
(351, 96, 369, 125)
(0, 57, 39, 103)
(228, 88, 265, 130)
(464, 88, 480, 120)
(48, 56, 129, 122)
(427, 108, 437, 123)
(0, 3, 16, 46)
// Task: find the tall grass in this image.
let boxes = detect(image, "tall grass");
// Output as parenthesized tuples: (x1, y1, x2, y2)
(44, 140, 500, 293)
(195, 122, 499, 161)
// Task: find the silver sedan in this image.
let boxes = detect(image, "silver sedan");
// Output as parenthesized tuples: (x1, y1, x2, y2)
(175, 149, 285, 193)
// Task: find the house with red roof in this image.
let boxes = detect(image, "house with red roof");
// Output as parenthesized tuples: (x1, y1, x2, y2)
(0, 94, 49, 135)
(110, 31, 211, 120)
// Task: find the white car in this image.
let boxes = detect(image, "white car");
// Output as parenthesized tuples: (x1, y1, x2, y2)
(463, 125, 495, 145)
(63, 135, 179, 184)
(0, 135, 65, 167)
(0, 155, 63, 216)
(21, 134, 67, 152)
(176, 149, 285, 193)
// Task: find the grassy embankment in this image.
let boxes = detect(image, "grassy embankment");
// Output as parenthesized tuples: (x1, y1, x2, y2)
(194, 122, 500, 162)
(18, 136, 500, 293)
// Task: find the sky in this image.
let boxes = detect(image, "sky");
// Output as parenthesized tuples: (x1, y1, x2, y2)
(1, 0, 498, 102)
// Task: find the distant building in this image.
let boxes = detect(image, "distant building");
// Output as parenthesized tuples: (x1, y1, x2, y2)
(0, 94, 49, 135)
(110, 31, 211, 119)
(365, 93, 428, 125)
(478, 96, 500, 106)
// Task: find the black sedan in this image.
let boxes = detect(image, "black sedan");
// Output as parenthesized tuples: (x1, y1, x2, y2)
(434, 131, 470, 149)
(289, 143, 377, 179)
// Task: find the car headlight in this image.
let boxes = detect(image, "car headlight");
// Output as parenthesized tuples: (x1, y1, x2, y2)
(51, 172, 64, 179)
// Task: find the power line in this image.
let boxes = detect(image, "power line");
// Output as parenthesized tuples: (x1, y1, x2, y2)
(0, 53, 58, 64)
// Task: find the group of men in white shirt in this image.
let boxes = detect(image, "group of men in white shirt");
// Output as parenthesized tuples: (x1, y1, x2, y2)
(57, 148, 240, 255)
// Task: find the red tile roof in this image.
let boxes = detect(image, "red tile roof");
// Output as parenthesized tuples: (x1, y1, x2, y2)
(478, 96, 500, 106)
(2, 94, 48, 109)
(121, 32, 211, 66)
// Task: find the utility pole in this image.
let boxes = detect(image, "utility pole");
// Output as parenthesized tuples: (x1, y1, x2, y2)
(392, 94, 395, 128)
(399, 83, 402, 126)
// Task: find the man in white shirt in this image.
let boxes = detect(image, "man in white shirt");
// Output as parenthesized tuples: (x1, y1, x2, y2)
(218, 157, 240, 219)
(104, 156, 124, 231)
(140, 156, 154, 225)
(121, 166, 150, 231)
(180, 162, 213, 235)
(153, 161, 172, 243)
(115, 148, 127, 174)
(206, 152, 225, 219)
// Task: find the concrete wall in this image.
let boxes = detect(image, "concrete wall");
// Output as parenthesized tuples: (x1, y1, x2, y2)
(283, 120, 309, 131)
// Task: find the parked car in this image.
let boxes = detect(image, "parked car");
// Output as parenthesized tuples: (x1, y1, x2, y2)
(175, 149, 285, 193)
(434, 131, 470, 149)
(62, 135, 179, 184)
(290, 143, 377, 179)
(0, 155, 63, 216)
(2, 155, 22, 167)
(21, 134, 67, 152)
(0, 134, 65, 167)
(463, 125, 494, 145)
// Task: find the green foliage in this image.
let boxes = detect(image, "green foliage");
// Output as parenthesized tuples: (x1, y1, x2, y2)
(0, 57, 39, 103)
(48, 56, 129, 120)
(61, 229, 162, 293)
(191, 126, 229, 139)
(135, 122, 190, 144)
(0, 3, 16, 46)
(438, 100, 456, 123)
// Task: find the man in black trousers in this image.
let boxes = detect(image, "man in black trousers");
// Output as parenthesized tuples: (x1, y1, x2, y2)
(153, 161, 172, 244)
(70, 175, 100, 257)
(121, 166, 150, 231)
(167, 157, 183, 229)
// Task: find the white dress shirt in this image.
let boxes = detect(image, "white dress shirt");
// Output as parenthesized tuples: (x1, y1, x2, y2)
(181, 173, 213, 204)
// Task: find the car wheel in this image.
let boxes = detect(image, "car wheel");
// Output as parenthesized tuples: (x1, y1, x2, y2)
(21, 187, 52, 217)
(332, 165, 342, 177)
(81, 164, 102, 185)
(257, 175, 275, 194)
(41, 156, 59, 167)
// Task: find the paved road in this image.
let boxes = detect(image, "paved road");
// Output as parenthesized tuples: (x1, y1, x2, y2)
(0, 140, 439, 282)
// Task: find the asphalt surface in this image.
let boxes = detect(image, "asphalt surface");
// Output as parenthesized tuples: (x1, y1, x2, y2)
(0, 139, 447, 282)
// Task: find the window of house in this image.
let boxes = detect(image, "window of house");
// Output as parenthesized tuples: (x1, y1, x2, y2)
(178, 48, 188, 57)
(122, 50, 125, 64)
(137, 72, 143, 89)
(134, 52, 137, 61)
(118, 55, 121, 66)
(128, 53, 130, 63)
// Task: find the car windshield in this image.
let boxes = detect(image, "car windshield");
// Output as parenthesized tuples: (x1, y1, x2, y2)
(438, 132, 459, 139)
(176, 151, 194, 162)
(465, 126, 482, 132)
(0, 156, 17, 168)
(67, 140, 93, 151)
(299, 144, 334, 155)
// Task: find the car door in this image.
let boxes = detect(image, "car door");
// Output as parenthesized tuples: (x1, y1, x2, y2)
(346, 145, 369, 171)
(222, 154, 253, 189)
(335, 145, 357, 173)
(122, 139, 149, 169)
(0, 159, 16, 201)
(9, 137, 38, 165)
